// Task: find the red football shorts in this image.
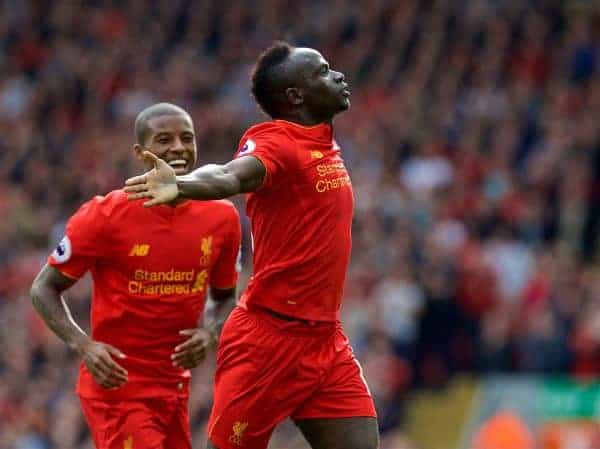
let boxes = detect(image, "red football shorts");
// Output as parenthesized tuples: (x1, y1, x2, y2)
(80, 396, 191, 449)
(207, 306, 376, 449)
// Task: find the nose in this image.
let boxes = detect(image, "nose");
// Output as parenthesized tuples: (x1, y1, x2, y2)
(171, 137, 185, 153)
(333, 70, 345, 83)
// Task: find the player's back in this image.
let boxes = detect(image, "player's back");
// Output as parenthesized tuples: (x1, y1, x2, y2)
(235, 120, 353, 322)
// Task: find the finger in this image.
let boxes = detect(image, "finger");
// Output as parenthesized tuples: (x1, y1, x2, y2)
(143, 197, 166, 207)
(142, 151, 160, 168)
(171, 345, 205, 362)
(123, 184, 148, 193)
(93, 370, 119, 388)
(98, 373, 122, 387)
(172, 347, 206, 365)
(96, 362, 128, 383)
(179, 329, 198, 336)
(85, 357, 113, 378)
(100, 377, 126, 389)
(175, 359, 202, 369)
(105, 344, 127, 359)
(85, 357, 127, 385)
(128, 192, 154, 201)
(174, 337, 201, 353)
(173, 352, 206, 369)
(98, 353, 128, 377)
(125, 175, 147, 186)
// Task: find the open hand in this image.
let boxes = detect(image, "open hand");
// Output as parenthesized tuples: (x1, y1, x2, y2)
(124, 151, 178, 207)
(171, 328, 217, 369)
(76, 339, 128, 389)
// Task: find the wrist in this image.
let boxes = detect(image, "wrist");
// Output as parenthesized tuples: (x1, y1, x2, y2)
(70, 333, 91, 356)
(205, 321, 221, 346)
(175, 177, 186, 199)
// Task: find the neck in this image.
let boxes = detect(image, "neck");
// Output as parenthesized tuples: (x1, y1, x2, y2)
(276, 109, 333, 126)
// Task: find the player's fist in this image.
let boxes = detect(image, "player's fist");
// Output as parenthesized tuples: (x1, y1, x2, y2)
(171, 328, 217, 369)
(75, 337, 128, 389)
(124, 151, 179, 207)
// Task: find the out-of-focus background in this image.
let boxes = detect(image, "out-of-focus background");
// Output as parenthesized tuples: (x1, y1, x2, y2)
(1, 1, 600, 448)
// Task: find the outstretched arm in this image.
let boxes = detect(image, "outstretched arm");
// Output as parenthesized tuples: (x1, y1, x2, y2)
(124, 152, 266, 206)
(31, 264, 128, 388)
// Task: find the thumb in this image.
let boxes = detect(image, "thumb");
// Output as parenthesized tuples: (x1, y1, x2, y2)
(179, 329, 198, 336)
(142, 151, 160, 169)
(104, 344, 126, 359)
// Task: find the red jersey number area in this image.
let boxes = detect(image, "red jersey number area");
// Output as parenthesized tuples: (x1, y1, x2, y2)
(48, 190, 241, 399)
(236, 120, 354, 322)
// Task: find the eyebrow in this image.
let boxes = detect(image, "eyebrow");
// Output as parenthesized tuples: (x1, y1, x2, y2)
(153, 130, 194, 138)
(315, 62, 329, 74)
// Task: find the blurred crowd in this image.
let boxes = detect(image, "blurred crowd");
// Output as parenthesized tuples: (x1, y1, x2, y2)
(1, 0, 600, 448)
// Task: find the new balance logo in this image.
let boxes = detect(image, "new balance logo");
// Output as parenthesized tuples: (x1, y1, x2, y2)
(129, 244, 150, 256)
(311, 150, 324, 159)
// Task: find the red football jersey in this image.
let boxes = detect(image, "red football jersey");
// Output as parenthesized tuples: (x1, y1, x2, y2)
(48, 190, 241, 399)
(235, 120, 354, 322)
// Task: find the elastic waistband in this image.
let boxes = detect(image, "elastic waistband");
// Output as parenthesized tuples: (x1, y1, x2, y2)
(244, 305, 338, 337)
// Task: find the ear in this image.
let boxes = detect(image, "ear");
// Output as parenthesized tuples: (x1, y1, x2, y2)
(133, 144, 144, 161)
(285, 87, 304, 106)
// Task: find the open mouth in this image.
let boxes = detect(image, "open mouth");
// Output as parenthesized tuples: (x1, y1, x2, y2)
(167, 159, 189, 173)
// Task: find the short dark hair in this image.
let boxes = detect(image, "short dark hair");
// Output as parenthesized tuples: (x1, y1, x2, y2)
(134, 102, 190, 145)
(251, 41, 294, 118)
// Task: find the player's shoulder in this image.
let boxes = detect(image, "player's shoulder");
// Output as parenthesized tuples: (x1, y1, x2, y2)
(77, 189, 128, 218)
(242, 121, 292, 142)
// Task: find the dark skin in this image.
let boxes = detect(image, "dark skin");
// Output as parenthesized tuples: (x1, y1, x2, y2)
(124, 49, 379, 449)
(31, 265, 129, 389)
(31, 108, 237, 389)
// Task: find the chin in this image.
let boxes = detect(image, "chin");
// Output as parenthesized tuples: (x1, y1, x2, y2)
(338, 98, 351, 111)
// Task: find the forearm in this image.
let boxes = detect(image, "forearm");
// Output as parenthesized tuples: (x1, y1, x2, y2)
(176, 164, 241, 200)
(30, 285, 89, 352)
(205, 293, 237, 338)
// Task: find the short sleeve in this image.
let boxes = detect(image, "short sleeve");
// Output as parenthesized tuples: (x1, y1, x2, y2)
(209, 206, 242, 290)
(234, 131, 294, 189)
(48, 197, 108, 280)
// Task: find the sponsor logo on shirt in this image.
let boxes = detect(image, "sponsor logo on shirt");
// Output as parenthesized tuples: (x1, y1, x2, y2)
(316, 162, 345, 177)
(229, 421, 248, 446)
(127, 236, 215, 296)
(310, 150, 324, 159)
(123, 436, 133, 449)
(129, 243, 150, 257)
(52, 236, 72, 264)
(238, 139, 256, 156)
(314, 162, 352, 193)
(128, 268, 209, 295)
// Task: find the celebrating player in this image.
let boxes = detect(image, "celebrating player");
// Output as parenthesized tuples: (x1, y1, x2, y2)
(30, 103, 241, 449)
(125, 43, 379, 449)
